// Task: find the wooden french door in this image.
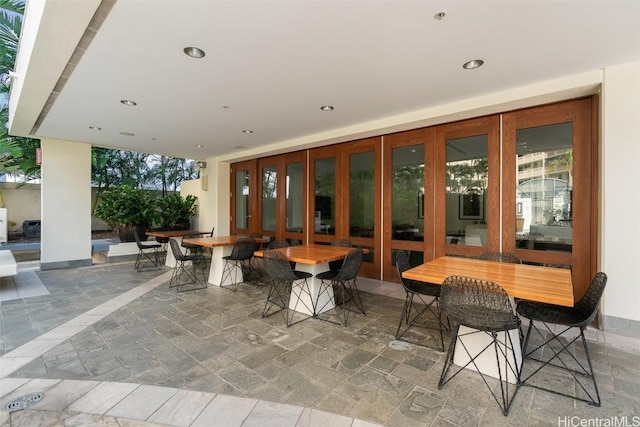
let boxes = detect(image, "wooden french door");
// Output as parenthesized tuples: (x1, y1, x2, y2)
(309, 138, 381, 278)
(502, 98, 596, 300)
(383, 128, 435, 282)
(232, 97, 598, 295)
(230, 159, 258, 235)
(434, 116, 501, 259)
(257, 152, 307, 244)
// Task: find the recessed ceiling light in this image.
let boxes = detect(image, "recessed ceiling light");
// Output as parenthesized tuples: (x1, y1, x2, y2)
(89, 126, 102, 130)
(320, 105, 334, 111)
(463, 59, 484, 70)
(119, 131, 135, 136)
(434, 11, 446, 20)
(242, 130, 254, 134)
(184, 46, 205, 58)
(195, 144, 204, 148)
(120, 99, 137, 106)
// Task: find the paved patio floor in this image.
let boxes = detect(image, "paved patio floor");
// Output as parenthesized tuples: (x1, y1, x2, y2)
(1, 261, 640, 426)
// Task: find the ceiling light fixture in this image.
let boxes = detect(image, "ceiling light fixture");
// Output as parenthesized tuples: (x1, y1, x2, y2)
(320, 105, 334, 111)
(434, 11, 446, 20)
(89, 126, 102, 130)
(242, 130, 254, 134)
(119, 131, 135, 136)
(463, 59, 484, 70)
(120, 99, 137, 106)
(184, 46, 205, 58)
(195, 144, 204, 148)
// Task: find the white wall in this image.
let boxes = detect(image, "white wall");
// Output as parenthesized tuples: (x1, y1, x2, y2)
(181, 159, 230, 237)
(601, 61, 640, 329)
(41, 138, 92, 268)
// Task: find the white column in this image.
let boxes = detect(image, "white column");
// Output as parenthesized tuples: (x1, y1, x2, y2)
(601, 61, 640, 334)
(40, 138, 92, 269)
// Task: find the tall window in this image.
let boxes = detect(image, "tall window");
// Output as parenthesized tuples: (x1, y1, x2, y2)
(235, 170, 250, 229)
(514, 123, 573, 254)
(286, 162, 304, 233)
(349, 152, 375, 238)
(392, 144, 424, 242)
(445, 135, 489, 247)
(314, 157, 336, 236)
(262, 166, 277, 231)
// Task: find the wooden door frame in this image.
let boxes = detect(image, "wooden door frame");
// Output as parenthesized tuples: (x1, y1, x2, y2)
(434, 115, 501, 259)
(383, 128, 434, 282)
(230, 159, 258, 235)
(502, 98, 595, 300)
(342, 136, 382, 279)
(308, 144, 344, 244)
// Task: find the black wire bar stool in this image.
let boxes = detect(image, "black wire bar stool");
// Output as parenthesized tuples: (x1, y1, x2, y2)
(168, 238, 207, 292)
(516, 272, 607, 407)
(438, 275, 522, 416)
(133, 231, 163, 272)
(395, 250, 448, 352)
(262, 249, 314, 327)
(219, 236, 257, 291)
(315, 248, 364, 327)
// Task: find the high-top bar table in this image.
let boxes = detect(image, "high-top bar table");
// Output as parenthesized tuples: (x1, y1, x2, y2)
(183, 235, 268, 288)
(254, 244, 355, 315)
(403, 256, 574, 382)
(146, 230, 207, 267)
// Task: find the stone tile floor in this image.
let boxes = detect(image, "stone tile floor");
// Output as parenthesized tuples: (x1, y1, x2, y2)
(1, 261, 640, 426)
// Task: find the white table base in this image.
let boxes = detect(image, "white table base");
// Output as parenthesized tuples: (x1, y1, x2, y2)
(452, 326, 522, 384)
(289, 263, 334, 316)
(207, 246, 243, 287)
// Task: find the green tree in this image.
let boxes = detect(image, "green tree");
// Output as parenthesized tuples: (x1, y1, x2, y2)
(0, 0, 41, 181)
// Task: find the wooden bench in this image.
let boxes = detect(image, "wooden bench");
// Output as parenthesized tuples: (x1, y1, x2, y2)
(0, 249, 18, 277)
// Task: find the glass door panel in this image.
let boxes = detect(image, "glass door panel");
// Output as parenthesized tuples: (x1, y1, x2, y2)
(286, 161, 304, 233)
(231, 160, 257, 236)
(314, 157, 336, 236)
(235, 169, 250, 230)
(346, 138, 381, 279)
(262, 165, 277, 232)
(515, 122, 573, 254)
(349, 151, 375, 239)
(445, 135, 489, 247)
(392, 145, 424, 242)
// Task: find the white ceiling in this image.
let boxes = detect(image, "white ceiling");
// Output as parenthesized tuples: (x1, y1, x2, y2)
(10, 0, 640, 161)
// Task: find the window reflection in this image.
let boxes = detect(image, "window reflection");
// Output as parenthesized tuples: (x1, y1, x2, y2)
(314, 158, 336, 235)
(262, 166, 277, 231)
(515, 122, 573, 252)
(392, 145, 424, 241)
(349, 152, 375, 239)
(235, 170, 249, 229)
(286, 162, 304, 233)
(445, 135, 488, 246)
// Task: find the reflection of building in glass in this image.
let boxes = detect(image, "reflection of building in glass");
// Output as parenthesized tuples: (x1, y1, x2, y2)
(517, 149, 573, 234)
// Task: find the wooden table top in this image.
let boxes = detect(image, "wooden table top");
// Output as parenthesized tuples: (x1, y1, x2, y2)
(146, 230, 207, 238)
(403, 256, 574, 307)
(254, 244, 355, 265)
(182, 235, 268, 248)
